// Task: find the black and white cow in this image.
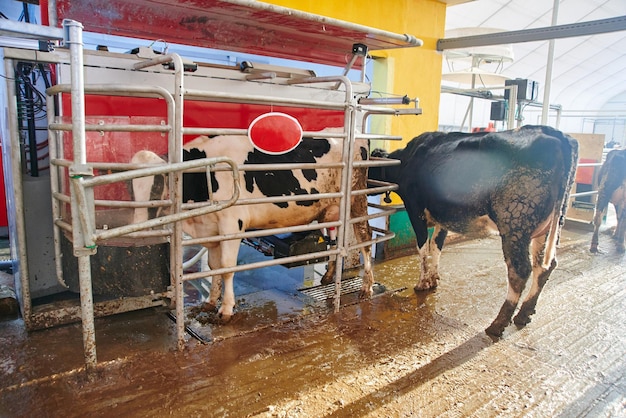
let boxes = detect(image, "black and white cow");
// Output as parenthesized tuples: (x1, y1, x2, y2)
(369, 125, 578, 337)
(132, 130, 373, 321)
(590, 148, 626, 253)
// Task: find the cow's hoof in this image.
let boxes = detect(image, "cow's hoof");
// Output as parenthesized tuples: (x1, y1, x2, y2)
(217, 312, 232, 324)
(413, 283, 437, 292)
(485, 322, 505, 338)
(590, 246, 605, 254)
(617, 244, 625, 254)
(320, 275, 334, 285)
(513, 312, 532, 326)
(358, 288, 373, 300)
(201, 302, 219, 313)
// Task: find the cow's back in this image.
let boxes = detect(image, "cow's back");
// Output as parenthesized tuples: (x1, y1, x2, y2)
(182, 132, 365, 231)
(599, 149, 626, 199)
(390, 125, 577, 232)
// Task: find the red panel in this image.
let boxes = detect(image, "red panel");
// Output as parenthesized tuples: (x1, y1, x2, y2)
(59, 95, 344, 208)
(576, 158, 597, 185)
(0, 145, 7, 228)
(53, 0, 420, 67)
(62, 94, 344, 143)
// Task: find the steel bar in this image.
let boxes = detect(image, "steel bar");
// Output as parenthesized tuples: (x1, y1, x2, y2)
(333, 105, 357, 313)
(437, 16, 626, 50)
(223, 0, 422, 47)
(49, 123, 170, 133)
(0, 18, 64, 40)
(183, 87, 349, 110)
(183, 248, 343, 282)
(346, 231, 396, 252)
(182, 220, 342, 247)
(4, 57, 34, 324)
(61, 18, 98, 374)
(570, 191, 598, 198)
(541, 0, 560, 125)
(47, 100, 68, 289)
(76, 157, 240, 245)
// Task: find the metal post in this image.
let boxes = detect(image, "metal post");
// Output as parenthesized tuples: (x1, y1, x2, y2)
(4, 57, 33, 324)
(63, 19, 98, 373)
(46, 91, 67, 290)
(170, 54, 186, 350)
(333, 82, 355, 313)
(541, 0, 559, 125)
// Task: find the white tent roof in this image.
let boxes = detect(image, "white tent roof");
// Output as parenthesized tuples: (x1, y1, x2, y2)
(443, 0, 626, 112)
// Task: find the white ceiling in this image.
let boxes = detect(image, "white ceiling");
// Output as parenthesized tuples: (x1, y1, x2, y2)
(443, 0, 626, 112)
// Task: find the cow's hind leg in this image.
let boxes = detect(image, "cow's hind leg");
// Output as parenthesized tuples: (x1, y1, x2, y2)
(613, 204, 626, 253)
(590, 185, 611, 253)
(320, 227, 338, 285)
(486, 234, 532, 337)
(415, 225, 448, 291)
(353, 219, 374, 299)
(514, 233, 557, 326)
(204, 238, 240, 322)
(204, 245, 223, 312)
(320, 206, 340, 285)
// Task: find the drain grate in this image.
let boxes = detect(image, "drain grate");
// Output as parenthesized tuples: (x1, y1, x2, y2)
(299, 276, 387, 303)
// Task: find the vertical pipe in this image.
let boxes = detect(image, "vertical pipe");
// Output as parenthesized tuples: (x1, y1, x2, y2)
(468, 55, 479, 132)
(541, 0, 559, 125)
(64, 19, 97, 372)
(46, 93, 66, 288)
(4, 57, 32, 324)
(168, 54, 186, 350)
(333, 80, 354, 313)
(66, 25, 86, 167)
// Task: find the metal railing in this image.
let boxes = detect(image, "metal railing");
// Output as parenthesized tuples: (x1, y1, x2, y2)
(40, 37, 403, 373)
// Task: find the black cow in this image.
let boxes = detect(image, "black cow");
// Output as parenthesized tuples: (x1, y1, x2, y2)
(369, 125, 578, 337)
(590, 148, 626, 253)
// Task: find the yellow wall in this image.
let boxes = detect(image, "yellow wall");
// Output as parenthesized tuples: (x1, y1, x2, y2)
(262, 0, 447, 151)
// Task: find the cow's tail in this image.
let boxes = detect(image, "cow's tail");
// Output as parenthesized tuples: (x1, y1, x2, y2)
(543, 130, 579, 266)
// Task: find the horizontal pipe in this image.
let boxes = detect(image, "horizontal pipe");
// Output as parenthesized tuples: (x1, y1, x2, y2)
(570, 191, 598, 198)
(182, 247, 343, 282)
(346, 231, 395, 252)
(184, 87, 349, 111)
(223, 0, 422, 46)
(49, 123, 171, 133)
(438, 16, 626, 51)
(182, 220, 342, 247)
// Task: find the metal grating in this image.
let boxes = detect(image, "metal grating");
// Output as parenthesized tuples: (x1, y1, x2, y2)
(299, 276, 388, 303)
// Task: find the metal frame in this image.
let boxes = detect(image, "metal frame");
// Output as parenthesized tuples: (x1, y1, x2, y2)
(2, 31, 408, 373)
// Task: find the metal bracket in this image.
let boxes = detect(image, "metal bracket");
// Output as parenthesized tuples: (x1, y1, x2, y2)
(333, 43, 370, 89)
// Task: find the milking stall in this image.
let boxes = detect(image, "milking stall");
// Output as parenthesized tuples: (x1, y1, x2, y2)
(0, 1, 625, 417)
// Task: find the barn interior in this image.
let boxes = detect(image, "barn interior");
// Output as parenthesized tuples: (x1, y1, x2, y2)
(0, 0, 625, 416)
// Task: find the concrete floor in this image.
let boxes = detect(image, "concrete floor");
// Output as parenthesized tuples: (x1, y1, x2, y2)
(0, 223, 624, 417)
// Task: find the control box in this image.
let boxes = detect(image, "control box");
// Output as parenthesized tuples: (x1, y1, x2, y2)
(504, 78, 539, 101)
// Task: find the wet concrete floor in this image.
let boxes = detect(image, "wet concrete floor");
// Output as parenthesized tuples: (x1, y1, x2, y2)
(0, 223, 625, 417)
